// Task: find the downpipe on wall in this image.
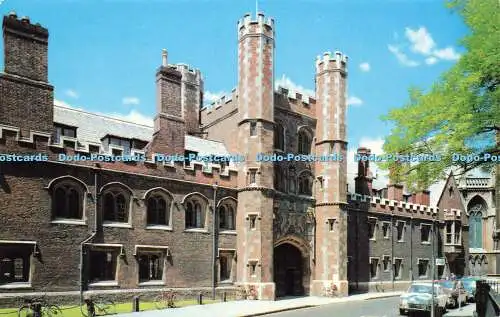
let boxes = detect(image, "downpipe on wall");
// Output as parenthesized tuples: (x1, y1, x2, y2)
(79, 167, 100, 309)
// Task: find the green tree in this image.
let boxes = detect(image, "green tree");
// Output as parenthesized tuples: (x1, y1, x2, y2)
(381, 0, 499, 192)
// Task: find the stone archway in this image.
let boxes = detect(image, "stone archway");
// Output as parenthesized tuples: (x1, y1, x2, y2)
(273, 236, 310, 297)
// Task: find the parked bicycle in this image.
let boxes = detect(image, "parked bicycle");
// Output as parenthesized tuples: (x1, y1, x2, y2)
(18, 297, 63, 317)
(154, 289, 177, 309)
(82, 298, 116, 317)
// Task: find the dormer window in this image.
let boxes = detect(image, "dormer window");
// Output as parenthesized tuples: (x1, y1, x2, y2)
(102, 135, 132, 155)
(53, 123, 77, 143)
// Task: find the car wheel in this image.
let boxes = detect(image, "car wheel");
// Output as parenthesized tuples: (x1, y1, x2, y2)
(399, 309, 406, 315)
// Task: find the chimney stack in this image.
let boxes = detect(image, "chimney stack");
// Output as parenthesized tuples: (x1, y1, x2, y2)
(414, 190, 430, 206)
(355, 147, 373, 195)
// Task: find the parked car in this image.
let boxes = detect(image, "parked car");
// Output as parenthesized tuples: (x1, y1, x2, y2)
(460, 277, 480, 302)
(436, 279, 468, 308)
(399, 283, 448, 316)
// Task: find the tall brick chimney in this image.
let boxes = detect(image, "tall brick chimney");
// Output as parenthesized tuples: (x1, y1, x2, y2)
(176, 64, 203, 135)
(147, 49, 185, 155)
(386, 160, 404, 201)
(0, 12, 54, 137)
(414, 190, 430, 206)
(355, 147, 373, 195)
(387, 184, 404, 201)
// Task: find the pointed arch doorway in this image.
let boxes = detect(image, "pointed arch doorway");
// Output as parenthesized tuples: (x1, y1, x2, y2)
(273, 236, 310, 297)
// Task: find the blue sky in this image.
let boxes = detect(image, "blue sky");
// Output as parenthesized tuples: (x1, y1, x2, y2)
(0, 0, 467, 188)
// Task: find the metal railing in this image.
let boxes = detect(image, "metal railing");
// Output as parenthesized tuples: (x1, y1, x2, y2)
(475, 280, 500, 317)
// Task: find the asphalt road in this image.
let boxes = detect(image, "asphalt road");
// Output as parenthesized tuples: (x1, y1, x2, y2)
(263, 297, 474, 317)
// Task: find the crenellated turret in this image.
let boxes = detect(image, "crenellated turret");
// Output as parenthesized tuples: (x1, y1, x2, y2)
(311, 48, 349, 297)
(236, 12, 276, 300)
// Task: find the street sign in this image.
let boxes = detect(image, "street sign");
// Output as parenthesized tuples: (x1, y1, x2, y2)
(436, 258, 445, 265)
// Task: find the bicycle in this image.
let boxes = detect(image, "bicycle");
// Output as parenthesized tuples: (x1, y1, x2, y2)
(375, 281, 385, 293)
(82, 298, 116, 317)
(18, 297, 63, 317)
(153, 289, 176, 309)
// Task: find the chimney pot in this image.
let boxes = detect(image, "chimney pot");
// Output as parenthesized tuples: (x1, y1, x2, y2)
(161, 49, 168, 67)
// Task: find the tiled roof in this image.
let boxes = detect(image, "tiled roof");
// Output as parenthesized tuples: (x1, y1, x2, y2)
(53, 104, 230, 155)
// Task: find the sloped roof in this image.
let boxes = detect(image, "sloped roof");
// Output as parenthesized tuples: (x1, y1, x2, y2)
(53, 104, 230, 155)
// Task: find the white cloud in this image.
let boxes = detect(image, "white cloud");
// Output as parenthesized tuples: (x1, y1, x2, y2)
(405, 27, 435, 55)
(54, 99, 85, 111)
(390, 27, 461, 67)
(204, 91, 227, 105)
(122, 97, 140, 106)
(65, 89, 79, 99)
(425, 56, 438, 65)
(275, 75, 315, 97)
(359, 62, 371, 72)
(433, 47, 461, 61)
(388, 45, 420, 67)
(347, 96, 363, 106)
(104, 110, 153, 126)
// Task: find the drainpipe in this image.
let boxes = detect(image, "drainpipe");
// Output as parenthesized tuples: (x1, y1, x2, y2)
(391, 209, 394, 290)
(80, 167, 99, 305)
(212, 182, 218, 300)
(410, 217, 413, 281)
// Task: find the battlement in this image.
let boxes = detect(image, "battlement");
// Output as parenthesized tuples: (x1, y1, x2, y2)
(444, 208, 462, 220)
(348, 192, 438, 219)
(276, 86, 316, 105)
(0, 123, 239, 187)
(174, 63, 202, 81)
(237, 12, 274, 39)
(200, 88, 238, 125)
(3, 12, 48, 41)
(315, 51, 348, 73)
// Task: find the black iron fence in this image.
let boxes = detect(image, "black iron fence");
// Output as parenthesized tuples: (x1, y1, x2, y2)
(475, 280, 500, 317)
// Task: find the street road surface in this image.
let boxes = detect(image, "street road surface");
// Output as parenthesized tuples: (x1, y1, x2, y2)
(263, 297, 474, 317)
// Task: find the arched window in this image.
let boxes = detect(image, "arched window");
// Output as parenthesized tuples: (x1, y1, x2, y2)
(288, 166, 296, 194)
(274, 123, 285, 151)
(219, 202, 236, 230)
(274, 166, 285, 192)
(298, 172, 313, 195)
(298, 130, 311, 155)
(146, 191, 171, 226)
(468, 196, 486, 249)
(184, 196, 206, 229)
(51, 179, 85, 220)
(102, 187, 130, 223)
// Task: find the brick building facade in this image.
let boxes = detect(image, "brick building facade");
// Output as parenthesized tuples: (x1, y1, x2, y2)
(0, 11, 487, 305)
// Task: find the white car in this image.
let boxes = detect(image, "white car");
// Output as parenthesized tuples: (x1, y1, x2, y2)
(399, 283, 448, 316)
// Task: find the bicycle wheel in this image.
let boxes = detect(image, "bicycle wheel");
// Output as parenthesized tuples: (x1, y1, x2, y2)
(95, 300, 116, 316)
(153, 295, 168, 310)
(43, 305, 63, 317)
(18, 305, 32, 317)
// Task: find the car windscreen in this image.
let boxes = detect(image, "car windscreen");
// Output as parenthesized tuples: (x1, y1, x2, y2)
(408, 285, 433, 293)
(439, 281, 455, 289)
(461, 280, 476, 288)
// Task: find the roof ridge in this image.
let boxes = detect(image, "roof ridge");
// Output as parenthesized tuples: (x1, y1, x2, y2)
(54, 104, 154, 128)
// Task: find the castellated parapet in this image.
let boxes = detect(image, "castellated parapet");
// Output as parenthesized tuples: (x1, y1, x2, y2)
(316, 51, 348, 74)
(237, 13, 274, 40)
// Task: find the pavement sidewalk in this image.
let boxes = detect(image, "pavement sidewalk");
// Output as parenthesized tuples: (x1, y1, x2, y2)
(117, 292, 402, 317)
(443, 303, 476, 317)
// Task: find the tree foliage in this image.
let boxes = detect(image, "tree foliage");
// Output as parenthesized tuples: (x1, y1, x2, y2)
(381, 0, 499, 191)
